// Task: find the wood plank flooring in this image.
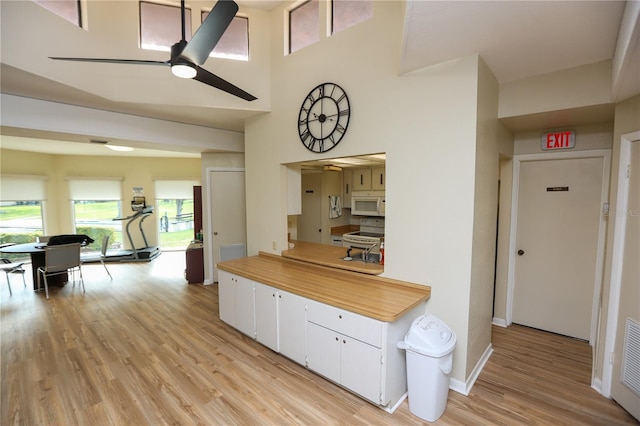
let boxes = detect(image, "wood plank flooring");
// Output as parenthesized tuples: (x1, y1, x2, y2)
(1, 252, 636, 425)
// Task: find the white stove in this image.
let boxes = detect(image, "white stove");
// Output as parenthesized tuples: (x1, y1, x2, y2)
(342, 217, 384, 253)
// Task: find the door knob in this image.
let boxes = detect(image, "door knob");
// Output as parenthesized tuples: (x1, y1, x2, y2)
(517, 249, 525, 256)
(213, 231, 218, 235)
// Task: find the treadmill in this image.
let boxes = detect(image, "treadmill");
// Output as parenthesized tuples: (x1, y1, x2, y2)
(106, 196, 161, 262)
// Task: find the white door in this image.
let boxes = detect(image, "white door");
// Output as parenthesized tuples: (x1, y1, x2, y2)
(209, 170, 246, 282)
(610, 139, 640, 420)
(512, 156, 606, 340)
(298, 172, 322, 243)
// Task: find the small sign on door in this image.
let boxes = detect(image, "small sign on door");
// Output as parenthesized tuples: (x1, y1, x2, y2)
(542, 131, 575, 150)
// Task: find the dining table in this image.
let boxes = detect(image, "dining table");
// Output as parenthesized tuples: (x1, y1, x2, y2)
(0, 242, 67, 290)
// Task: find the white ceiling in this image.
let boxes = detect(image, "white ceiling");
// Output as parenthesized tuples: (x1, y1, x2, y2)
(1, 0, 638, 157)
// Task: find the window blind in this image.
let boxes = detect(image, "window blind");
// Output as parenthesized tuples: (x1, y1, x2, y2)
(68, 179, 122, 200)
(155, 180, 200, 199)
(0, 175, 47, 201)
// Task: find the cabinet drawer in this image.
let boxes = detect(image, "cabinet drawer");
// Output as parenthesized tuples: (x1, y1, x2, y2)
(307, 300, 383, 348)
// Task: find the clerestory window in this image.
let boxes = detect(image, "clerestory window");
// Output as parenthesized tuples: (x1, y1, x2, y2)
(289, 0, 319, 54)
(202, 12, 249, 61)
(331, 0, 372, 35)
(33, 0, 82, 27)
(140, 1, 192, 52)
(140, 1, 249, 61)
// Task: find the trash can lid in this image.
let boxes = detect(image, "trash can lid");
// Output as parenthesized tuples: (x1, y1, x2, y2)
(403, 314, 456, 357)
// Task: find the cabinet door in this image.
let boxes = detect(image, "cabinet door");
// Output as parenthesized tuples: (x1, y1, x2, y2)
(278, 291, 307, 365)
(254, 283, 278, 351)
(218, 270, 236, 326)
(341, 336, 383, 405)
(371, 167, 385, 190)
(235, 276, 255, 337)
(307, 322, 340, 383)
(352, 168, 372, 191)
(342, 169, 352, 207)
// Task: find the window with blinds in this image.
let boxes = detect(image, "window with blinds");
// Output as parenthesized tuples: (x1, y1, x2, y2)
(0, 175, 47, 244)
(68, 178, 123, 252)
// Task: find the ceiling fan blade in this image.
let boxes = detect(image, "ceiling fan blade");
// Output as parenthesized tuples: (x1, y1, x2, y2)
(50, 57, 169, 66)
(180, 0, 238, 65)
(193, 65, 257, 101)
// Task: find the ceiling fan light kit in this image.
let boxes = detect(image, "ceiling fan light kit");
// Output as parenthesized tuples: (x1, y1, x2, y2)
(171, 63, 197, 79)
(49, 0, 256, 101)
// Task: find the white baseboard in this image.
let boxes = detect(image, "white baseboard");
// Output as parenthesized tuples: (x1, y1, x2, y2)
(450, 343, 494, 396)
(592, 377, 603, 395)
(492, 317, 507, 327)
(384, 393, 407, 413)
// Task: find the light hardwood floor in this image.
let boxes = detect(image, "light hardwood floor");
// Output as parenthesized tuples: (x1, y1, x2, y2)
(1, 252, 636, 425)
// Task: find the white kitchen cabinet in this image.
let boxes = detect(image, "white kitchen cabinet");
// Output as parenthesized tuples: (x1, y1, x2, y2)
(218, 269, 255, 337)
(306, 300, 385, 405)
(307, 322, 341, 383)
(307, 322, 383, 405)
(254, 283, 278, 351)
(340, 334, 383, 404)
(352, 168, 372, 191)
(277, 290, 307, 365)
(217, 265, 426, 412)
(371, 167, 385, 190)
(254, 282, 307, 365)
(218, 270, 235, 326)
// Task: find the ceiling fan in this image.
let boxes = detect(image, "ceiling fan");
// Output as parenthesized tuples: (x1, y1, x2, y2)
(50, 0, 257, 101)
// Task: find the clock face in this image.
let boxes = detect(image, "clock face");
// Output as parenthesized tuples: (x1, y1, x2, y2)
(298, 82, 350, 153)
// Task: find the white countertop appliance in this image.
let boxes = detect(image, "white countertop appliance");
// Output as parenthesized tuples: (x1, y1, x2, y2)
(342, 217, 385, 253)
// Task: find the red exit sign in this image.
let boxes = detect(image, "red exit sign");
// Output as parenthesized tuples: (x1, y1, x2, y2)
(542, 131, 575, 150)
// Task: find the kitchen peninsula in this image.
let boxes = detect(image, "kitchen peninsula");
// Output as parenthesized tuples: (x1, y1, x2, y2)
(216, 251, 431, 411)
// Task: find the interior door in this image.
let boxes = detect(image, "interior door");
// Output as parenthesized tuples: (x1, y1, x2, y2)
(512, 157, 605, 340)
(209, 170, 247, 282)
(298, 172, 322, 243)
(611, 139, 640, 420)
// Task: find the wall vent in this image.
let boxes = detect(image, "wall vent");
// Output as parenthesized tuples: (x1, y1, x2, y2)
(622, 317, 640, 396)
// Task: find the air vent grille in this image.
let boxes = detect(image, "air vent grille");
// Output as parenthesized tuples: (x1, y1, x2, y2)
(622, 318, 640, 396)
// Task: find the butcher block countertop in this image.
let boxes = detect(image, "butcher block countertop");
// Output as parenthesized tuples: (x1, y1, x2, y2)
(217, 252, 431, 322)
(282, 240, 383, 275)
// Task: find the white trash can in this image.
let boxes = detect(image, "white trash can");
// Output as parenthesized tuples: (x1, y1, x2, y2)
(397, 314, 456, 422)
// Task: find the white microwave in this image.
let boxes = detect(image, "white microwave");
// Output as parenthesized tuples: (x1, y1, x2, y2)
(351, 192, 385, 216)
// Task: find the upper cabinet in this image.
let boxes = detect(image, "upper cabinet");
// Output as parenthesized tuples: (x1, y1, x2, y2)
(352, 168, 372, 191)
(342, 168, 353, 206)
(371, 167, 385, 191)
(349, 167, 385, 192)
